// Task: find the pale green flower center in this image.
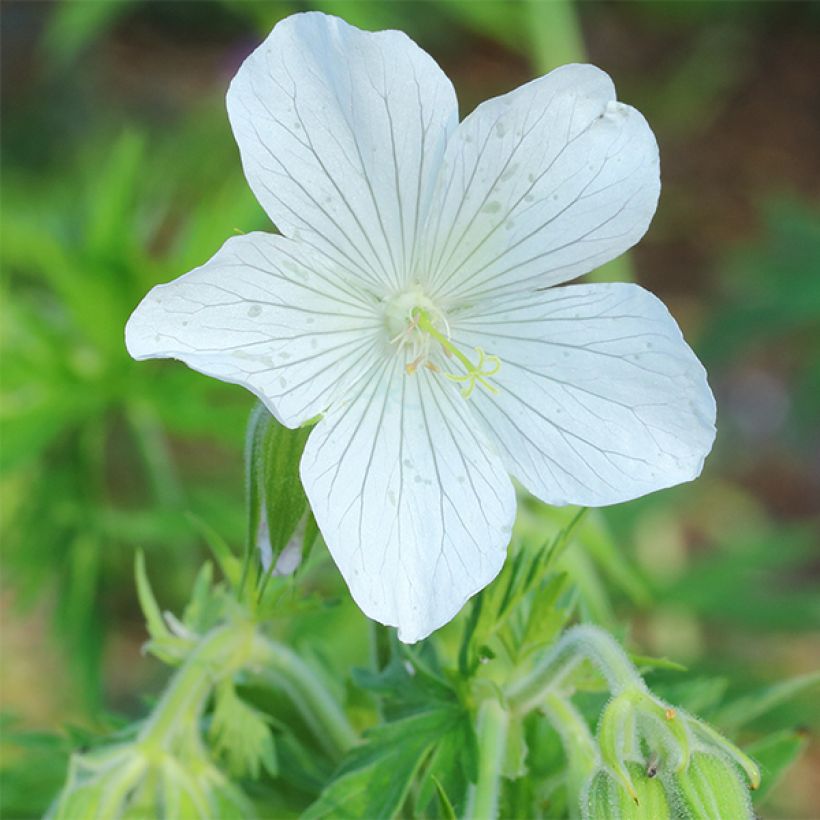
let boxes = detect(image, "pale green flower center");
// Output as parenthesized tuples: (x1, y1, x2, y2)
(383, 287, 500, 398)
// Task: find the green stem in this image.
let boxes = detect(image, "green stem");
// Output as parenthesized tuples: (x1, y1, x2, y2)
(252, 635, 357, 759)
(464, 699, 509, 820)
(525, 0, 587, 73)
(139, 625, 249, 749)
(96, 755, 148, 820)
(506, 625, 645, 714)
(542, 693, 599, 820)
(136, 623, 355, 765)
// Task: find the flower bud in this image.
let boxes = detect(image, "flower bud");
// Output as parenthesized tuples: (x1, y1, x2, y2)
(583, 763, 672, 820)
(598, 689, 691, 801)
(674, 752, 754, 820)
(245, 404, 321, 594)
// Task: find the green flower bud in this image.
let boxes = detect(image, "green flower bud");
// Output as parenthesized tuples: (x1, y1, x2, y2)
(583, 763, 672, 820)
(245, 402, 315, 584)
(675, 752, 754, 820)
(598, 689, 691, 802)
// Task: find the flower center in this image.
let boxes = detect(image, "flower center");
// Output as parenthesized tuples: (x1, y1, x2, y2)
(383, 288, 501, 399)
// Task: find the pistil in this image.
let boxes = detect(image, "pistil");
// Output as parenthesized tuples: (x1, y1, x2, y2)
(411, 308, 501, 399)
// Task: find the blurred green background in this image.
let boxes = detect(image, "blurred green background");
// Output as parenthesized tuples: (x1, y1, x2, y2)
(1, 1, 819, 817)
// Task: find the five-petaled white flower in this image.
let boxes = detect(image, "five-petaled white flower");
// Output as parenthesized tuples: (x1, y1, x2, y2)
(126, 13, 715, 643)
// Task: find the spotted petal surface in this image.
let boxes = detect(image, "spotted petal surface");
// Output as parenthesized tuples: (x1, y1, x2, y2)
(451, 283, 716, 506)
(301, 358, 516, 643)
(125, 233, 382, 428)
(421, 65, 660, 305)
(228, 12, 458, 293)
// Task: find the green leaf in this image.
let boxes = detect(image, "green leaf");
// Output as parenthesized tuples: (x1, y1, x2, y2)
(459, 509, 586, 675)
(714, 671, 820, 731)
(416, 717, 479, 817)
(304, 708, 463, 819)
(134, 551, 171, 644)
(629, 653, 688, 674)
(209, 682, 278, 779)
(352, 641, 455, 715)
(746, 729, 809, 803)
(134, 551, 192, 664)
(185, 512, 242, 590)
(520, 572, 571, 656)
(431, 776, 458, 820)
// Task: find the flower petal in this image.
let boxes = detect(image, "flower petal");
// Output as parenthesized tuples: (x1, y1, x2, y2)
(452, 283, 715, 506)
(421, 64, 660, 304)
(227, 12, 458, 293)
(300, 358, 516, 642)
(125, 232, 383, 428)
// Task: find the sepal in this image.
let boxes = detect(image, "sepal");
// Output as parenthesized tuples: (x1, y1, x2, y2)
(583, 763, 672, 820)
(674, 752, 754, 820)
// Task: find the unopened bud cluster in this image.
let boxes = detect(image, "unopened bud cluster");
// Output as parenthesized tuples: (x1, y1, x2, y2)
(507, 626, 759, 820)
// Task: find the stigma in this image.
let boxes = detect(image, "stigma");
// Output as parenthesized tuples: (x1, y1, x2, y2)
(382, 288, 501, 399)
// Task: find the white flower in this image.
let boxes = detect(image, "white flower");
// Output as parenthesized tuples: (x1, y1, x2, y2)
(126, 13, 715, 643)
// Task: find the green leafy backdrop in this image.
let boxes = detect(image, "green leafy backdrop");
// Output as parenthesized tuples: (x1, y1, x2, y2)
(2, 1, 818, 817)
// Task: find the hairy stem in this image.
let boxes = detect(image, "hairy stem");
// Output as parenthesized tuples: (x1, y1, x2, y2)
(506, 625, 645, 714)
(465, 699, 509, 820)
(252, 635, 357, 759)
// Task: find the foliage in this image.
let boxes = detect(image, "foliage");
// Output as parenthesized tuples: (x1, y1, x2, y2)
(2, 1, 819, 818)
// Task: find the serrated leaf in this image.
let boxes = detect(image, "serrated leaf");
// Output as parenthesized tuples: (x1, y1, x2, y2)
(209, 682, 278, 780)
(352, 637, 455, 717)
(520, 572, 571, 655)
(304, 708, 463, 820)
(459, 510, 585, 676)
(416, 717, 478, 816)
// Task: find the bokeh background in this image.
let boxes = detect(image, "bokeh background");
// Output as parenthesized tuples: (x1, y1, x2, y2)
(2, 1, 819, 817)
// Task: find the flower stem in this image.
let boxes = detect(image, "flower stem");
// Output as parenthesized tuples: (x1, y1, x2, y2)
(251, 635, 357, 759)
(465, 699, 509, 820)
(506, 625, 645, 714)
(135, 623, 356, 766)
(542, 693, 599, 820)
(525, 0, 587, 73)
(139, 625, 249, 749)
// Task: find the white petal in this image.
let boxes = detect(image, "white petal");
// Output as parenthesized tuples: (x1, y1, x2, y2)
(125, 232, 383, 428)
(420, 64, 660, 304)
(300, 358, 516, 643)
(227, 12, 458, 293)
(452, 284, 715, 506)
